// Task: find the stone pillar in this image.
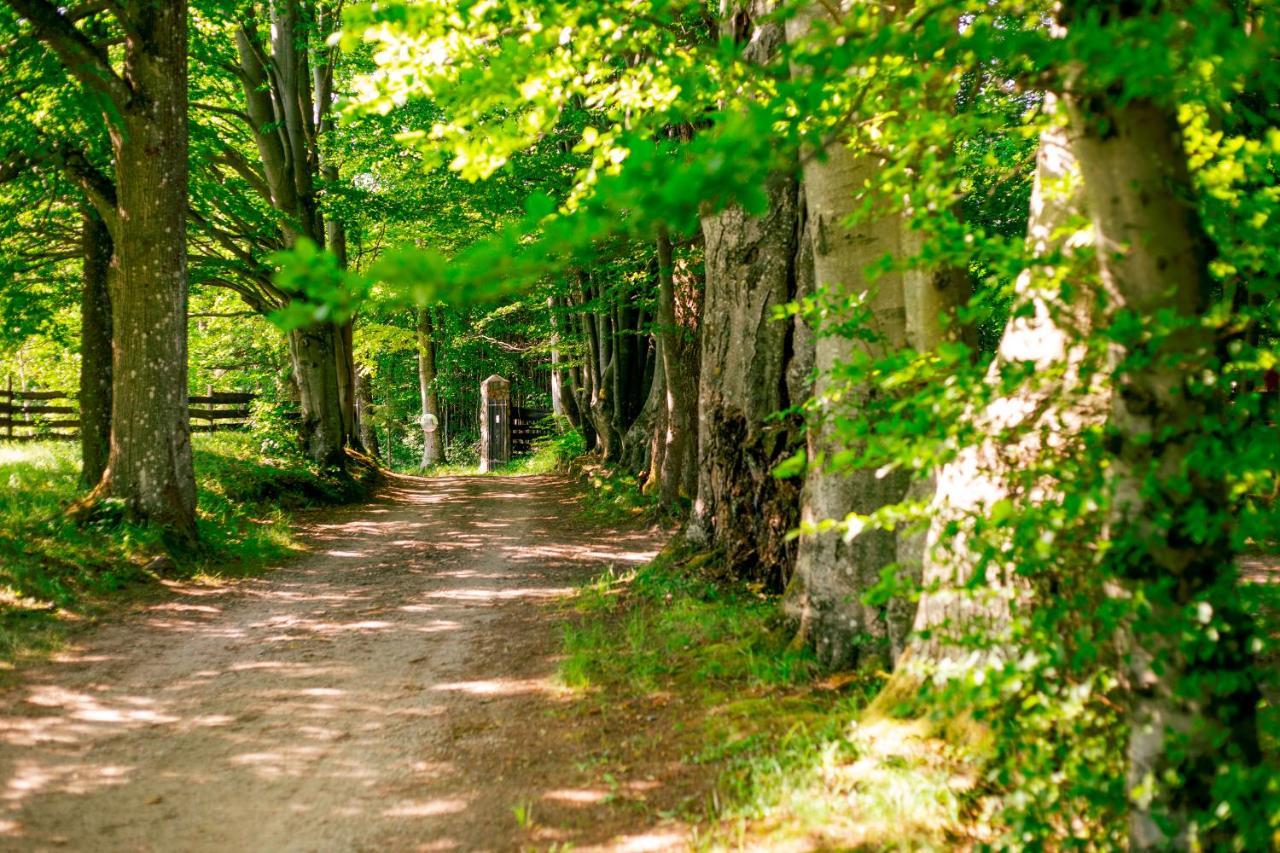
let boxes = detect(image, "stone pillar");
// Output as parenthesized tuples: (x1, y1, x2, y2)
(479, 374, 511, 473)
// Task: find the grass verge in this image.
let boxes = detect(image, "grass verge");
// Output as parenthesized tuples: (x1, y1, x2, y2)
(0, 433, 376, 667)
(557, 545, 987, 850)
(419, 427, 589, 478)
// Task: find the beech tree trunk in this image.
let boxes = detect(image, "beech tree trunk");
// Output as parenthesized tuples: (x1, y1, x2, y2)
(686, 0, 806, 586)
(1067, 85, 1264, 850)
(622, 335, 662, 479)
(355, 363, 380, 461)
(335, 317, 359, 450)
(416, 307, 444, 468)
(654, 228, 699, 505)
(782, 0, 911, 668)
(896, 107, 1099, 677)
(79, 208, 112, 489)
(578, 275, 623, 462)
(88, 0, 197, 541)
(327, 207, 360, 451)
(890, 204, 976, 661)
(289, 325, 345, 468)
(548, 296, 580, 425)
(692, 173, 804, 584)
(235, 8, 354, 465)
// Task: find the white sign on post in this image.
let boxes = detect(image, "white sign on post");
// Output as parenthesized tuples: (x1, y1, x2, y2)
(421, 413, 439, 433)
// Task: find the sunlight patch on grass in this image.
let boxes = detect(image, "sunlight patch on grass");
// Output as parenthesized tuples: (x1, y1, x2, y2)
(557, 547, 988, 849)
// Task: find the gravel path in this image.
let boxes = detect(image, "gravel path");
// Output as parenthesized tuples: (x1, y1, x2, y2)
(0, 474, 678, 852)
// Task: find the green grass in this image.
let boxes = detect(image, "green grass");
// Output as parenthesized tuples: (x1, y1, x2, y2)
(0, 434, 372, 666)
(420, 427, 588, 478)
(558, 547, 986, 849)
(576, 465, 660, 525)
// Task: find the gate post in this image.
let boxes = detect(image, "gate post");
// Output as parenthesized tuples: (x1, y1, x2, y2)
(479, 374, 511, 472)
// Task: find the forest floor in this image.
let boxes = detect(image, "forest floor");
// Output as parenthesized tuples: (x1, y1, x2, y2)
(0, 473, 723, 851)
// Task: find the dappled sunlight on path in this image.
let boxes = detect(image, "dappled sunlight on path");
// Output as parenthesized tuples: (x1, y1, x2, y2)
(0, 474, 670, 851)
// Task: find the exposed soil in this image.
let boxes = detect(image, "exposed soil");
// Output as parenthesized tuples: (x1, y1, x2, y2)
(0, 474, 703, 852)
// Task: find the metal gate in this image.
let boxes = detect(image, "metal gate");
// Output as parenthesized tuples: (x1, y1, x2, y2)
(485, 397, 510, 470)
(479, 374, 512, 472)
(511, 407, 553, 455)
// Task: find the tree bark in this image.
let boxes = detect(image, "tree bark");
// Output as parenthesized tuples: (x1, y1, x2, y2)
(782, 0, 911, 668)
(289, 325, 345, 468)
(547, 296, 579, 425)
(1066, 86, 1263, 851)
(578, 274, 622, 461)
(335, 317, 359, 450)
(355, 363, 380, 461)
(79, 207, 112, 489)
(692, 169, 804, 585)
(654, 227, 699, 505)
(894, 104, 1100, 678)
(416, 307, 444, 468)
(622, 335, 661, 478)
(326, 180, 360, 451)
(89, 0, 197, 542)
(687, 0, 805, 587)
(235, 11, 353, 465)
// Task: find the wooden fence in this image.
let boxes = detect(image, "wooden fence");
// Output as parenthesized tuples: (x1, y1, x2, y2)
(1, 380, 258, 442)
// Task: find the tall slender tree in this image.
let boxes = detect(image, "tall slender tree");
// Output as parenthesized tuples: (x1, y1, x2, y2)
(416, 306, 444, 467)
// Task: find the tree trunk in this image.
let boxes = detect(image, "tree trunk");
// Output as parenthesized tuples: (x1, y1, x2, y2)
(782, 1, 910, 668)
(1067, 87, 1264, 850)
(335, 317, 359, 450)
(692, 168, 804, 585)
(579, 275, 621, 461)
(416, 307, 444, 468)
(548, 296, 579, 425)
(687, 0, 804, 587)
(571, 312, 599, 453)
(237, 11, 353, 461)
(888, 204, 977, 663)
(622, 335, 661, 478)
(79, 208, 112, 489)
(654, 227, 699, 505)
(326, 188, 359, 451)
(91, 0, 197, 543)
(355, 363, 380, 461)
(894, 105, 1099, 678)
(289, 324, 345, 468)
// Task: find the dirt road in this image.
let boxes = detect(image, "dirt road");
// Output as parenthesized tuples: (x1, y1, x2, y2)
(0, 475, 686, 852)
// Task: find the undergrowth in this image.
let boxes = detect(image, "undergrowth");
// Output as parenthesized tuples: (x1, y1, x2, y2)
(0, 433, 373, 666)
(559, 546, 986, 849)
(419, 425, 587, 477)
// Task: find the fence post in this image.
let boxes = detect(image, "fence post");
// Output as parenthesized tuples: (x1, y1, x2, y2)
(479, 374, 511, 473)
(4, 375, 10, 441)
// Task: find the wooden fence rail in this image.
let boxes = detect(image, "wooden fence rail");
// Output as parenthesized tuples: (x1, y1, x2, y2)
(1, 381, 261, 442)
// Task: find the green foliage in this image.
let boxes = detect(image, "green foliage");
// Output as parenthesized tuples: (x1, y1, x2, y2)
(312, 0, 1280, 844)
(575, 465, 660, 525)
